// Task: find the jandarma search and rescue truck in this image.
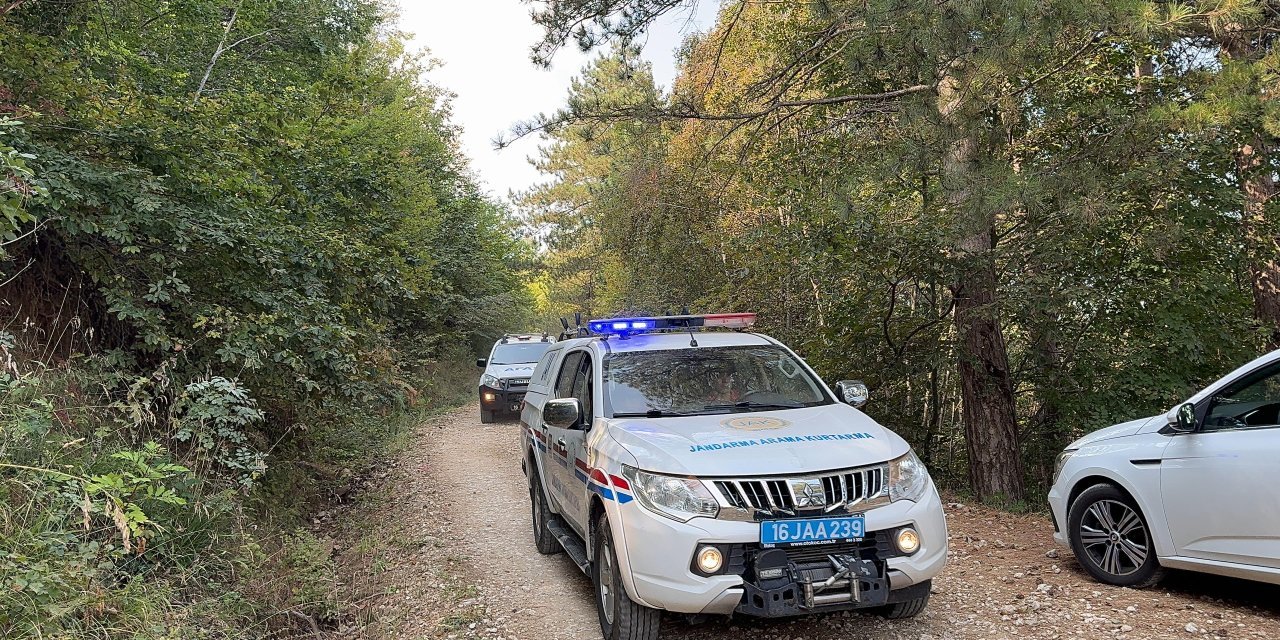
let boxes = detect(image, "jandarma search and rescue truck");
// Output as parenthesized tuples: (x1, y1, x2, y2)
(520, 313, 948, 640)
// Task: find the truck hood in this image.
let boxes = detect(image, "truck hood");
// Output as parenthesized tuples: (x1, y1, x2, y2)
(484, 363, 536, 379)
(604, 403, 907, 476)
(1066, 415, 1157, 450)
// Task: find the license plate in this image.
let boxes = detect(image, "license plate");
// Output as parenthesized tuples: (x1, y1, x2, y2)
(760, 515, 865, 547)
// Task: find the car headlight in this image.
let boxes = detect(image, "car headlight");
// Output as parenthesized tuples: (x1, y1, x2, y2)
(888, 450, 931, 502)
(1053, 449, 1077, 485)
(480, 374, 501, 388)
(622, 466, 719, 522)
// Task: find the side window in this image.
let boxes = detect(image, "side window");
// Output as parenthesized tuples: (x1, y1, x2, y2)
(532, 348, 561, 386)
(554, 352, 583, 399)
(1205, 365, 1280, 430)
(571, 354, 594, 423)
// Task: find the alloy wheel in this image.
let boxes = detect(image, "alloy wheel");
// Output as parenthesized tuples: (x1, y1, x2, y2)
(1078, 499, 1149, 577)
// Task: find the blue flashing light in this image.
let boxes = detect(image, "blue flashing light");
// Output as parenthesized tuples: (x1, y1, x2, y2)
(585, 313, 756, 337)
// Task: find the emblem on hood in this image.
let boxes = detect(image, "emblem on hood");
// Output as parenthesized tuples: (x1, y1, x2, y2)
(722, 416, 790, 431)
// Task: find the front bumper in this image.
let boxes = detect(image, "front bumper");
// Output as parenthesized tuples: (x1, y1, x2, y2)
(478, 383, 527, 414)
(1047, 483, 1070, 547)
(612, 485, 948, 616)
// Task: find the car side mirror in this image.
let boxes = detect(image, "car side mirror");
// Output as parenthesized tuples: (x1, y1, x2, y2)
(1170, 402, 1198, 433)
(543, 398, 582, 430)
(476, 358, 487, 368)
(834, 380, 869, 408)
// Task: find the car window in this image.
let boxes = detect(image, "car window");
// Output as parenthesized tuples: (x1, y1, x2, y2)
(1205, 364, 1280, 430)
(604, 345, 831, 417)
(490, 341, 552, 365)
(554, 351, 583, 399)
(531, 348, 561, 386)
(571, 354, 594, 423)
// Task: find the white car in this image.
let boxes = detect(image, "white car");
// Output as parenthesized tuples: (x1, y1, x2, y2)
(476, 334, 553, 423)
(1049, 350, 1280, 588)
(520, 313, 947, 640)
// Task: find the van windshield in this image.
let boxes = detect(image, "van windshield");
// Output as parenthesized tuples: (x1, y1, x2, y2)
(604, 345, 831, 417)
(490, 342, 551, 365)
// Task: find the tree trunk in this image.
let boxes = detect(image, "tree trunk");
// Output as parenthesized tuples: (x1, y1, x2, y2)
(937, 63, 1024, 502)
(1222, 31, 1280, 349)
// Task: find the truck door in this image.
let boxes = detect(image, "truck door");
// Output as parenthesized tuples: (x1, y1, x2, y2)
(560, 350, 596, 535)
(546, 351, 586, 522)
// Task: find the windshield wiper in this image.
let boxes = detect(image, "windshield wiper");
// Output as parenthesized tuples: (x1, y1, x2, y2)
(612, 409, 696, 418)
(699, 401, 806, 412)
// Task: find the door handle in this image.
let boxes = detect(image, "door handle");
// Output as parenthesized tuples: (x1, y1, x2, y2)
(557, 438, 567, 448)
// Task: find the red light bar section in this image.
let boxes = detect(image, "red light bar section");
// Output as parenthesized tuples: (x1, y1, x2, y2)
(701, 313, 757, 329)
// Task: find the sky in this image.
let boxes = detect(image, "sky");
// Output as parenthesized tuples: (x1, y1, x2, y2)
(396, 1, 720, 203)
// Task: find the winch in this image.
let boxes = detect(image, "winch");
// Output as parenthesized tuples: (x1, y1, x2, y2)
(737, 548, 889, 617)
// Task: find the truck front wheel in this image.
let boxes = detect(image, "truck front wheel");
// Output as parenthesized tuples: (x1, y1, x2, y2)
(593, 514, 660, 640)
(529, 471, 560, 555)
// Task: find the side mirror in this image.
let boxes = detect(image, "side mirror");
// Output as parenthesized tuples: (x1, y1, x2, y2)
(1171, 402, 1198, 433)
(476, 358, 487, 368)
(543, 398, 582, 430)
(834, 380, 869, 408)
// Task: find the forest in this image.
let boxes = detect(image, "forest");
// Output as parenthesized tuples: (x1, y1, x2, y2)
(522, 0, 1280, 505)
(2, 0, 1279, 637)
(1, 0, 530, 636)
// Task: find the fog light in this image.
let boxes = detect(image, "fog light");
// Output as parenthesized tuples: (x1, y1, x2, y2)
(695, 546, 723, 574)
(482, 392, 496, 402)
(896, 527, 921, 554)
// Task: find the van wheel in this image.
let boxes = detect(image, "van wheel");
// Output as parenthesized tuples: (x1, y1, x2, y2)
(1068, 483, 1164, 588)
(529, 472, 560, 555)
(876, 580, 930, 619)
(480, 409, 495, 424)
(594, 514, 660, 640)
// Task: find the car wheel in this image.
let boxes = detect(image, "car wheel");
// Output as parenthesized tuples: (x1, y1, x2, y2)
(876, 580, 931, 619)
(594, 513, 660, 640)
(1067, 484, 1164, 588)
(480, 409, 495, 424)
(530, 472, 561, 556)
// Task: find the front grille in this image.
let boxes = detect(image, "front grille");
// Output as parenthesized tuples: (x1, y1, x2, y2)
(711, 464, 888, 519)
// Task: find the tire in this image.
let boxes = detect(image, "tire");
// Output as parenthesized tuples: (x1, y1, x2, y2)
(529, 471, 561, 556)
(1067, 483, 1164, 588)
(877, 580, 930, 619)
(593, 514, 660, 640)
(480, 409, 495, 424)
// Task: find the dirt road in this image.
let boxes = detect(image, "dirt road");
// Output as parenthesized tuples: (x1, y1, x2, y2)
(334, 404, 1280, 640)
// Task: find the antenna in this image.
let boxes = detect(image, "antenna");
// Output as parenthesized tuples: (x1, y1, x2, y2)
(560, 317, 570, 330)
(681, 305, 690, 315)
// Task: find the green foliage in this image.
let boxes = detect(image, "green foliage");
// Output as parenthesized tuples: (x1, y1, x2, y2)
(1, 0, 531, 636)
(528, 2, 1276, 497)
(0, 117, 43, 241)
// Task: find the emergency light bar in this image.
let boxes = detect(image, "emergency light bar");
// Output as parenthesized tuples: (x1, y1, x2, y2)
(587, 313, 757, 336)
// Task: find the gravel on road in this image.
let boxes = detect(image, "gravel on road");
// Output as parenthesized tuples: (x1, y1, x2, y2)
(333, 403, 1280, 640)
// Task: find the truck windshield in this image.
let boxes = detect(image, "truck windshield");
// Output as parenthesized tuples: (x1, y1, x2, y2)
(604, 345, 832, 417)
(490, 342, 551, 365)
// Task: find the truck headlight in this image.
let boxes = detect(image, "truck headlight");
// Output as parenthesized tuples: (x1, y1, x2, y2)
(1053, 449, 1077, 485)
(480, 374, 501, 388)
(622, 466, 719, 522)
(888, 450, 931, 502)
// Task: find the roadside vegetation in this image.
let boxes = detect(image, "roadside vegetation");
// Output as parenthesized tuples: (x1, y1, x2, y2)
(0, 1, 529, 637)
(520, 0, 1280, 505)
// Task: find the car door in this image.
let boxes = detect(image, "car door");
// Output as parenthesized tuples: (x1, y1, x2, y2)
(556, 350, 597, 536)
(545, 351, 586, 522)
(1161, 363, 1280, 569)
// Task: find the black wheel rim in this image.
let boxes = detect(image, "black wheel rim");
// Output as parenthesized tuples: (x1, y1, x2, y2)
(1079, 499, 1149, 577)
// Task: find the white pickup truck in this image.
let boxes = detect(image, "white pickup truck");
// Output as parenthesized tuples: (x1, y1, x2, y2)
(519, 313, 948, 640)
